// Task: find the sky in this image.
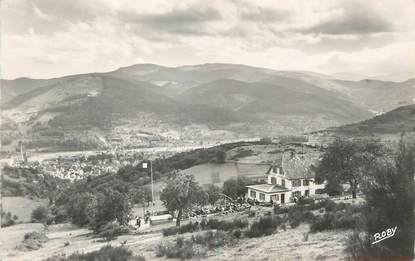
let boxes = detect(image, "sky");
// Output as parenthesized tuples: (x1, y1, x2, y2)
(1, 0, 415, 79)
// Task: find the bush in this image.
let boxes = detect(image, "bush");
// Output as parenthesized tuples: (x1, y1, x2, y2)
(1, 211, 18, 227)
(45, 245, 145, 261)
(310, 211, 361, 232)
(156, 237, 205, 260)
(163, 226, 180, 237)
(244, 216, 283, 238)
(287, 209, 315, 228)
(191, 230, 233, 249)
(273, 205, 289, 215)
(179, 222, 199, 234)
(96, 223, 129, 241)
(247, 210, 256, 217)
(201, 218, 248, 232)
(31, 206, 48, 224)
(233, 229, 242, 239)
(163, 222, 199, 237)
(17, 231, 48, 251)
(297, 197, 315, 206)
(323, 200, 338, 212)
(345, 231, 373, 261)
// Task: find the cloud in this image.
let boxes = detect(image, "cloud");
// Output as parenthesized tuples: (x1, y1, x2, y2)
(119, 6, 222, 36)
(239, 6, 290, 23)
(1, 0, 415, 79)
(300, 1, 394, 35)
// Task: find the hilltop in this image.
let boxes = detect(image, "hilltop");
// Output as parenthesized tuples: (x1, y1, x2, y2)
(330, 104, 415, 135)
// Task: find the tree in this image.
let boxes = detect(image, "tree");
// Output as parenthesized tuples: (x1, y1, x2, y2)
(31, 206, 48, 224)
(129, 187, 152, 206)
(223, 177, 250, 199)
(160, 173, 207, 226)
(205, 184, 222, 205)
(315, 138, 383, 198)
(347, 138, 415, 260)
(94, 189, 131, 230)
(215, 150, 226, 163)
(65, 192, 98, 226)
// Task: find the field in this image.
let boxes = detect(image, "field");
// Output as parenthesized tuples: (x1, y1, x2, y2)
(2, 197, 48, 223)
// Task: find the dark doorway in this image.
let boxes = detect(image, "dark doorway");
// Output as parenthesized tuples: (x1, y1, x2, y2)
(281, 193, 285, 204)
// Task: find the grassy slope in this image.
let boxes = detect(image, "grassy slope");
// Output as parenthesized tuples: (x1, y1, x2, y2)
(331, 104, 415, 135)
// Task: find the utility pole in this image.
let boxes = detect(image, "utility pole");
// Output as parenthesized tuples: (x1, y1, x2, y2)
(150, 160, 154, 207)
(142, 160, 155, 210)
(0, 167, 2, 228)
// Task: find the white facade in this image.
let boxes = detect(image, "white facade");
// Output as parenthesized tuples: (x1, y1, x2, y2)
(246, 166, 325, 204)
(247, 187, 288, 204)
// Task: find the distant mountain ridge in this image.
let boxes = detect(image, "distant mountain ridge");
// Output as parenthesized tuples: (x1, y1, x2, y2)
(1, 63, 414, 151)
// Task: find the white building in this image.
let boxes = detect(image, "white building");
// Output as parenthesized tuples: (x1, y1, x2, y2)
(246, 153, 325, 204)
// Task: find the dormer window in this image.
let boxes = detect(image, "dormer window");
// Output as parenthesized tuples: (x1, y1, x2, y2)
(276, 167, 280, 175)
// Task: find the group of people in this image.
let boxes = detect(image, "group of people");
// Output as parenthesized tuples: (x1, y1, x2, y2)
(127, 212, 151, 230)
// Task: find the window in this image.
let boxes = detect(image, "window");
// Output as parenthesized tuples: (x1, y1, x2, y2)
(281, 179, 286, 187)
(292, 180, 301, 187)
(250, 190, 256, 198)
(271, 177, 277, 184)
(271, 194, 279, 201)
(259, 193, 265, 201)
(305, 190, 310, 196)
(303, 180, 310, 186)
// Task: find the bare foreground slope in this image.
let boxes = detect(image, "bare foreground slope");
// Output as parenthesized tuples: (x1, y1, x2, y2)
(0, 222, 349, 261)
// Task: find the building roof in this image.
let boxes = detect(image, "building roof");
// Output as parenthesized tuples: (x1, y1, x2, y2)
(267, 152, 318, 180)
(246, 184, 290, 193)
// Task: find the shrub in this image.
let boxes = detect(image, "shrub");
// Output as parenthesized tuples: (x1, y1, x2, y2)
(96, 223, 129, 241)
(202, 218, 248, 231)
(297, 197, 315, 205)
(244, 216, 283, 238)
(345, 231, 373, 261)
(233, 229, 242, 239)
(163, 222, 199, 237)
(163, 226, 180, 237)
(287, 209, 315, 228)
(192, 231, 229, 249)
(179, 222, 199, 234)
(273, 205, 289, 214)
(156, 237, 205, 260)
(1, 211, 18, 227)
(31, 206, 48, 224)
(310, 211, 361, 232)
(191, 230, 234, 249)
(45, 245, 145, 261)
(17, 231, 48, 251)
(323, 200, 338, 212)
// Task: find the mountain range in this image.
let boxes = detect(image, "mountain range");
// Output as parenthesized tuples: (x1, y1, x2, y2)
(1, 63, 414, 151)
